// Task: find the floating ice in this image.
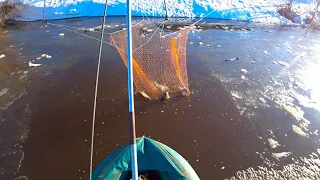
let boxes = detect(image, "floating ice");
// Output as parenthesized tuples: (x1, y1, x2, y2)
(264, 51, 270, 55)
(292, 125, 307, 137)
(199, 42, 203, 45)
(272, 61, 278, 64)
(272, 152, 292, 160)
(259, 97, 266, 103)
(268, 138, 280, 148)
(0, 88, 9, 96)
(241, 75, 246, 80)
(38, 54, 52, 59)
(231, 93, 242, 99)
(28, 61, 42, 67)
(229, 57, 240, 61)
(0, 54, 5, 58)
(240, 69, 248, 74)
(278, 61, 289, 66)
(146, 29, 153, 32)
(59, 33, 65, 36)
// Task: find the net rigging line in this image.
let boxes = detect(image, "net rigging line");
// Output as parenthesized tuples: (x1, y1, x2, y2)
(43, 0, 219, 54)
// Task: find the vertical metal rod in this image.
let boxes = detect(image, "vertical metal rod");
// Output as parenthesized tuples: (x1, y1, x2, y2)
(163, 0, 168, 20)
(89, 1, 108, 180)
(126, 0, 138, 179)
(43, 0, 46, 22)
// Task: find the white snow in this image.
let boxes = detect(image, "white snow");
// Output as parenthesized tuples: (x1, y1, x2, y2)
(0, 54, 5, 59)
(8, 0, 314, 24)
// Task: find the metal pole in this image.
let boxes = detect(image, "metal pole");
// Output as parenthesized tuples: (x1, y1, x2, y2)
(163, 0, 168, 20)
(126, 0, 138, 179)
(89, 1, 108, 180)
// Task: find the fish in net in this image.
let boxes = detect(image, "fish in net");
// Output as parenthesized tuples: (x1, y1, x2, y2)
(110, 20, 191, 100)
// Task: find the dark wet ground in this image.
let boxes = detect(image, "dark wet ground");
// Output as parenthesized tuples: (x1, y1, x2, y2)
(0, 17, 320, 180)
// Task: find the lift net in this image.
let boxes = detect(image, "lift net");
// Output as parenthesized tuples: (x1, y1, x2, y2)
(110, 20, 191, 99)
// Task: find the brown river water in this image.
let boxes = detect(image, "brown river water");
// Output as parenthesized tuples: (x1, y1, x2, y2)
(0, 17, 320, 180)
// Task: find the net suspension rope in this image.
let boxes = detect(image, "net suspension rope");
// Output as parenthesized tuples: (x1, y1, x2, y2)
(43, 0, 217, 53)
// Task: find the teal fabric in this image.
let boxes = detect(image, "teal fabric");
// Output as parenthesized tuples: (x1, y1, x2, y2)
(92, 136, 199, 180)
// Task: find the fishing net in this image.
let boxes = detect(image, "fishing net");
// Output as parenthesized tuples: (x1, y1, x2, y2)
(110, 20, 191, 100)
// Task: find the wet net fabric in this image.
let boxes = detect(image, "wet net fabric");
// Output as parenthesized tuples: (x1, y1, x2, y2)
(110, 20, 191, 99)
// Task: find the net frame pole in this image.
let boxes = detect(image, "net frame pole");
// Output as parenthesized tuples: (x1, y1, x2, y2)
(126, 0, 139, 180)
(164, 0, 168, 20)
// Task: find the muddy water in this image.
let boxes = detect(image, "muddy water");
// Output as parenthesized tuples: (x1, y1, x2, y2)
(0, 17, 320, 180)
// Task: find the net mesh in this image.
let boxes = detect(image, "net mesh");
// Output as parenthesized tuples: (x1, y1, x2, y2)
(110, 20, 191, 100)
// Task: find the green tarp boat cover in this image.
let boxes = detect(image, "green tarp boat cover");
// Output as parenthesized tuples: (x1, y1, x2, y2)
(93, 136, 200, 180)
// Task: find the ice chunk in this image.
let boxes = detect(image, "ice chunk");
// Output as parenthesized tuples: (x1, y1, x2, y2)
(29, 61, 42, 67)
(198, 42, 203, 45)
(272, 152, 291, 160)
(39, 54, 51, 59)
(268, 138, 280, 148)
(241, 75, 246, 80)
(278, 61, 289, 66)
(0, 88, 9, 96)
(240, 69, 248, 74)
(231, 93, 242, 99)
(146, 29, 153, 32)
(251, 60, 256, 64)
(229, 57, 240, 61)
(259, 97, 266, 103)
(272, 61, 278, 64)
(292, 125, 307, 137)
(0, 54, 5, 58)
(264, 51, 270, 55)
(59, 33, 65, 36)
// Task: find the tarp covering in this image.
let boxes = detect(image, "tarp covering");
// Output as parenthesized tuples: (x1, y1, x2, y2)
(93, 136, 199, 180)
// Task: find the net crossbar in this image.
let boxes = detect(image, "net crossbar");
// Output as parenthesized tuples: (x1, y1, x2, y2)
(110, 20, 191, 99)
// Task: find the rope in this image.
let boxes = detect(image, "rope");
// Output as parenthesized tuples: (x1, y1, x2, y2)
(47, 22, 127, 54)
(133, 21, 164, 52)
(89, 0, 108, 179)
(161, 8, 217, 37)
